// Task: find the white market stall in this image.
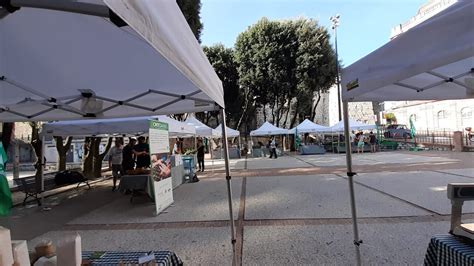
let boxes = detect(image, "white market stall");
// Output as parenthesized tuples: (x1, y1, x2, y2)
(0, 1, 238, 263)
(250, 122, 289, 157)
(290, 119, 329, 155)
(329, 119, 376, 132)
(42, 116, 196, 138)
(214, 124, 241, 159)
(340, 0, 474, 264)
(185, 116, 221, 138)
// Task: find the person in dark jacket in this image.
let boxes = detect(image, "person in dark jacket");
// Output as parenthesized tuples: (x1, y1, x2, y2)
(197, 139, 205, 172)
(122, 137, 137, 174)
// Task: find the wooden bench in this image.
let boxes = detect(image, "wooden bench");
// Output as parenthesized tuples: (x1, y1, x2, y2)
(13, 174, 90, 206)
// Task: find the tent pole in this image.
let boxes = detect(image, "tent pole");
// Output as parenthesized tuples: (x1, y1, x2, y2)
(343, 101, 362, 265)
(40, 135, 45, 206)
(219, 108, 237, 265)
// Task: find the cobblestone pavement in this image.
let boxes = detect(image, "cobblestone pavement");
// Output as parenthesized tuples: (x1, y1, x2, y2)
(1, 151, 473, 265)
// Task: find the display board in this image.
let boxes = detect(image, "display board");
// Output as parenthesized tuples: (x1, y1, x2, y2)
(149, 120, 174, 215)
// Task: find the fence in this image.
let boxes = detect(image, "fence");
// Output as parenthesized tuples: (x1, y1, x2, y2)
(379, 128, 474, 151)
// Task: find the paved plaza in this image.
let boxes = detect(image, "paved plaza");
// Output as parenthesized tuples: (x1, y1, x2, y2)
(1, 151, 473, 265)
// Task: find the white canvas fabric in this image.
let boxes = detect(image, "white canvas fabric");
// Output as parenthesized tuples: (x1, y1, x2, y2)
(41, 116, 195, 138)
(185, 116, 221, 138)
(0, 0, 223, 122)
(250, 122, 289, 136)
(215, 124, 240, 138)
(290, 119, 329, 134)
(341, 0, 474, 102)
(329, 119, 376, 132)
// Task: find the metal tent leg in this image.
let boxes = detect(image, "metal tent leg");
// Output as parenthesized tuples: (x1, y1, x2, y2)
(220, 109, 237, 265)
(343, 101, 362, 265)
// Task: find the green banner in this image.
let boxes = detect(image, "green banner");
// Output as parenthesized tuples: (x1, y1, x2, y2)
(149, 120, 169, 131)
(0, 142, 12, 216)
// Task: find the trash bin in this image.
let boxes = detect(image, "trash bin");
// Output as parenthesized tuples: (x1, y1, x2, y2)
(182, 156, 195, 178)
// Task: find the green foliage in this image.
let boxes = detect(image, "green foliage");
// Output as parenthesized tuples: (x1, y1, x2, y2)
(235, 18, 337, 127)
(177, 0, 203, 43)
(384, 113, 397, 124)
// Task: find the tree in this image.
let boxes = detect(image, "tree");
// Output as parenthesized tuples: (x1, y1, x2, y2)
(203, 44, 248, 129)
(1, 123, 14, 151)
(235, 18, 337, 129)
(177, 0, 203, 43)
(82, 137, 112, 178)
(54, 136, 73, 171)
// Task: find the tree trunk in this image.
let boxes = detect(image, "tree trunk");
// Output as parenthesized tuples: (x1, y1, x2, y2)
(310, 92, 322, 121)
(1, 122, 15, 150)
(263, 104, 267, 122)
(82, 137, 93, 177)
(289, 101, 300, 128)
(92, 137, 112, 178)
(29, 122, 43, 191)
(55, 136, 73, 171)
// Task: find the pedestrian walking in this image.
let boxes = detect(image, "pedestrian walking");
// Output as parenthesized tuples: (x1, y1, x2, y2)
(108, 138, 124, 191)
(357, 133, 365, 154)
(197, 139, 205, 172)
(269, 137, 278, 159)
(369, 131, 377, 153)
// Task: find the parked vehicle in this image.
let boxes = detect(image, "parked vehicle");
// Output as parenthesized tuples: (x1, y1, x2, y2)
(383, 124, 412, 139)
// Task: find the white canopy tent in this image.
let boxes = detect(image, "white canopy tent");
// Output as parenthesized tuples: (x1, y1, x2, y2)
(250, 122, 289, 136)
(185, 116, 221, 138)
(290, 119, 329, 134)
(0, 1, 237, 263)
(41, 116, 196, 138)
(329, 119, 376, 132)
(340, 0, 474, 264)
(215, 124, 240, 138)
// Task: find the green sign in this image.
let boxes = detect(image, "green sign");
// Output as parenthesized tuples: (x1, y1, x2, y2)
(150, 120, 169, 131)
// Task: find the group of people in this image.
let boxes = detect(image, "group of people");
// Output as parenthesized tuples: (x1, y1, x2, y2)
(351, 131, 377, 153)
(108, 136, 150, 191)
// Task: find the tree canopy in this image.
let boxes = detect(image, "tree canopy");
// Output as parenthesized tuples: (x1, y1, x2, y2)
(235, 17, 337, 128)
(177, 0, 203, 43)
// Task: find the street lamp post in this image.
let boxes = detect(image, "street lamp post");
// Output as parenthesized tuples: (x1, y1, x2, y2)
(330, 14, 342, 121)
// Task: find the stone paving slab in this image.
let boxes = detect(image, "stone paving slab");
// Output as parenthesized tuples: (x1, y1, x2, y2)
(29, 227, 233, 266)
(243, 220, 448, 265)
(356, 171, 474, 215)
(245, 156, 312, 170)
(69, 177, 242, 224)
(295, 152, 457, 167)
(245, 174, 430, 220)
(437, 168, 474, 178)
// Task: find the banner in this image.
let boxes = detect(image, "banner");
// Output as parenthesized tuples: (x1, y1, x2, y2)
(149, 120, 174, 215)
(0, 142, 12, 216)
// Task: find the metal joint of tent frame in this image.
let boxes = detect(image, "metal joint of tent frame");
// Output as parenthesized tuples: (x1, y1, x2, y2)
(394, 69, 473, 94)
(0, 0, 127, 27)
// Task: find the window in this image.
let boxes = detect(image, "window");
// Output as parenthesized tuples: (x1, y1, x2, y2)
(436, 110, 449, 128)
(461, 107, 472, 127)
(437, 110, 448, 119)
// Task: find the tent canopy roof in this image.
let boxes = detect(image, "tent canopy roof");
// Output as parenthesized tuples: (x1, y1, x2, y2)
(341, 0, 474, 102)
(185, 116, 221, 138)
(215, 124, 240, 138)
(41, 116, 195, 138)
(329, 119, 376, 132)
(0, 1, 224, 122)
(290, 119, 329, 134)
(250, 122, 288, 136)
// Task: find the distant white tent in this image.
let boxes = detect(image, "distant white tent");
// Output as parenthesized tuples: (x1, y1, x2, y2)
(250, 122, 289, 136)
(329, 119, 376, 132)
(215, 124, 240, 138)
(185, 116, 221, 138)
(41, 116, 196, 138)
(290, 119, 329, 134)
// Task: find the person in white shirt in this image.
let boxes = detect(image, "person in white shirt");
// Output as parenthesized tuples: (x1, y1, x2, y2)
(108, 138, 124, 191)
(269, 137, 278, 159)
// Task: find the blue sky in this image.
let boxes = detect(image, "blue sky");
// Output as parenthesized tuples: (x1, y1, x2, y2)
(200, 0, 426, 66)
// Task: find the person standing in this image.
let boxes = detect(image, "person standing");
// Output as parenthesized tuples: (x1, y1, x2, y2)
(108, 138, 124, 191)
(369, 131, 377, 153)
(197, 139, 205, 172)
(357, 133, 365, 154)
(269, 137, 278, 159)
(133, 136, 150, 169)
(122, 137, 136, 174)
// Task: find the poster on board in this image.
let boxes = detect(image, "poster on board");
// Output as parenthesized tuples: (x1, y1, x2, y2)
(149, 120, 174, 215)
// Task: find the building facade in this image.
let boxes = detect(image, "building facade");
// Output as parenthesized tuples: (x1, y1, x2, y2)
(383, 0, 473, 131)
